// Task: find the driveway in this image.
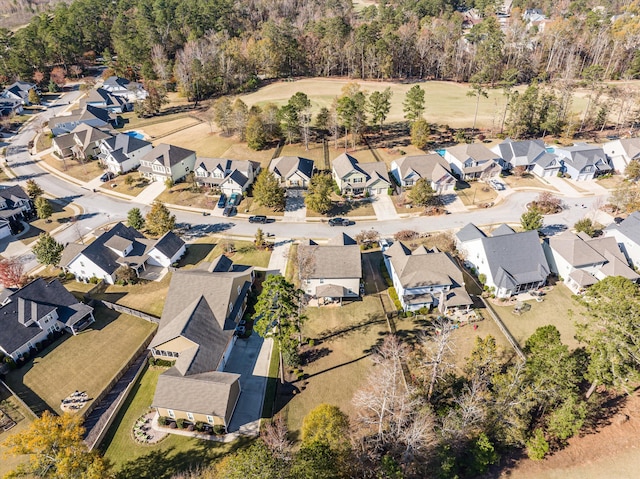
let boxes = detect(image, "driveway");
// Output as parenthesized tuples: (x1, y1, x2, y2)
(283, 189, 307, 219)
(225, 332, 273, 435)
(267, 240, 292, 276)
(441, 193, 468, 214)
(544, 176, 587, 197)
(136, 180, 166, 205)
(372, 195, 399, 220)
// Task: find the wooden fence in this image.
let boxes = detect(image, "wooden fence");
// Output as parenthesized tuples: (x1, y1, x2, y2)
(481, 297, 526, 361)
(99, 300, 159, 323)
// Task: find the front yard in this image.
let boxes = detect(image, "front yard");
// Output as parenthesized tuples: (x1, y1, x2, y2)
(456, 181, 498, 207)
(156, 183, 219, 211)
(40, 154, 103, 182)
(100, 172, 149, 196)
(3, 305, 156, 416)
(20, 201, 76, 244)
(306, 195, 376, 218)
(502, 173, 558, 191)
(204, 239, 272, 268)
(100, 366, 240, 477)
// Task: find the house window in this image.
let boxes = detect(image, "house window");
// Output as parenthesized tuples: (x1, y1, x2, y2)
(167, 409, 175, 418)
(319, 278, 324, 284)
(237, 285, 241, 294)
(187, 412, 194, 421)
(352, 177, 363, 183)
(207, 415, 214, 424)
(228, 303, 233, 312)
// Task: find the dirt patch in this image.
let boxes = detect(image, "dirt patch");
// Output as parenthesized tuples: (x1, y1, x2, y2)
(497, 391, 640, 479)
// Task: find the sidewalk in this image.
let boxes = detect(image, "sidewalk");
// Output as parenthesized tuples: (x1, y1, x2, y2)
(267, 240, 292, 276)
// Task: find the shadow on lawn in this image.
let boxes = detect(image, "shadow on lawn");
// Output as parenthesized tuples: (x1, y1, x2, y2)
(178, 243, 215, 267)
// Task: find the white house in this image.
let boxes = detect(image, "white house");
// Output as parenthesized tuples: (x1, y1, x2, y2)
(604, 212, 640, 269)
(456, 223, 550, 298)
(554, 143, 612, 181)
(491, 138, 561, 178)
(0, 185, 34, 235)
(269, 156, 314, 188)
(332, 152, 391, 196)
(603, 137, 640, 174)
(543, 230, 639, 294)
(101, 76, 148, 102)
(382, 241, 472, 312)
(60, 222, 186, 284)
(139, 144, 197, 183)
(0, 98, 24, 117)
(99, 133, 153, 174)
(443, 143, 504, 180)
(1, 81, 36, 105)
(390, 154, 456, 193)
(297, 233, 362, 304)
(195, 158, 260, 195)
(81, 88, 130, 113)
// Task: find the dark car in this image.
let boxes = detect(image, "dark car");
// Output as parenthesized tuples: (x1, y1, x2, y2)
(229, 192, 241, 206)
(223, 205, 237, 217)
(249, 215, 267, 224)
(100, 172, 113, 182)
(328, 217, 350, 226)
(217, 194, 227, 208)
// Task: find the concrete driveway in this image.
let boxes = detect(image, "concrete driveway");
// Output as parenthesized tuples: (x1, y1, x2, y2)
(372, 195, 399, 220)
(283, 189, 307, 219)
(225, 332, 273, 435)
(136, 180, 166, 205)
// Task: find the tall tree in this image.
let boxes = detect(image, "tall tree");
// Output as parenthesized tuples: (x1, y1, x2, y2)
(278, 104, 299, 144)
(26, 179, 44, 199)
(467, 77, 489, 134)
(288, 92, 313, 150)
(145, 201, 175, 236)
(304, 173, 334, 215)
(520, 207, 542, 231)
(127, 207, 145, 230)
(407, 178, 437, 207)
(34, 196, 53, 222)
(301, 404, 350, 453)
(367, 87, 392, 134)
(2, 411, 113, 479)
(403, 85, 426, 123)
(32, 233, 64, 266)
(410, 118, 431, 149)
(213, 97, 233, 136)
(252, 170, 285, 210)
(232, 98, 249, 140)
(246, 115, 267, 150)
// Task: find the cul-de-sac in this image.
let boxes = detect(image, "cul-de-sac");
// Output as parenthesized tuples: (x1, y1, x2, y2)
(1, 2, 640, 478)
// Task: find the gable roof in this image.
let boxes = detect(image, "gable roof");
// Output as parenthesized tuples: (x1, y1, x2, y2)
(298, 234, 361, 280)
(71, 123, 114, 148)
(456, 223, 486, 243)
(492, 224, 515, 236)
(0, 185, 29, 205)
(556, 143, 612, 172)
(548, 231, 606, 266)
(332, 153, 361, 179)
(152, 231, 185, 259)
(102, 76, 145, 93)
(83, 88, 127, 108)
(393, 154, 454, 182)
(269, 156, 314, 181)
(610, 138, 640, 160)
(493, 139, 546, 167)
(140, 144, 195, 168)
(446, 143, 502, 163)
(606, 211, 640, 244)
(101, 133, 151, 159)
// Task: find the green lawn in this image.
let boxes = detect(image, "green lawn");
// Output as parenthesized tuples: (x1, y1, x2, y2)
(491, 285, 586, 349)
(92, 273, 172, 318)
(101, 366, 244, 478)
(204, 240, 272, 268)
(3, 306, 156, 416)
(20, 201, 76, 244)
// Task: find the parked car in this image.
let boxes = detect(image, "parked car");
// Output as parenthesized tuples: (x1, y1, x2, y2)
(223, 205, 237, 217)
(100, 172, 114, 182)
(229, 192, 240, 206)
(249, 215, 267, 224)
(217, 194, 227, 208)
(328, 217, 350, 226)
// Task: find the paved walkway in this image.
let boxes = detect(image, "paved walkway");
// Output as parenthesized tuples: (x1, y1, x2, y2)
(372, 195, 400, 220)
(267, 240, 292, 276)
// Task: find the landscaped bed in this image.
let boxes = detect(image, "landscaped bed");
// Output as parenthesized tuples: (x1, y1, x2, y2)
(3, 305, 156, 416)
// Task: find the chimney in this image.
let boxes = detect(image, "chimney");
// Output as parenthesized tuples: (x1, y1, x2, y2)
(17, 298, 26, 325)
(32, 301, 38, 323)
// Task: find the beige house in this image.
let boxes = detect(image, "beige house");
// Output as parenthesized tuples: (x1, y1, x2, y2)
(390, 154, 456, 193)
(139, 144, 196, 183)
(269, 156, 314, 188)
(52, 123, 114, 159)
(298, 233, 362, 304)
(332, 152, 391, 196)
(150, 256, 253, 430)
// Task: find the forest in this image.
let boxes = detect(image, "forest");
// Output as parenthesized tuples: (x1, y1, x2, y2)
(1, 0, 640, 108)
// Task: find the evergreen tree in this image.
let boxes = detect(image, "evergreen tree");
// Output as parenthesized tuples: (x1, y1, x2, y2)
(32, 233, 64, 266)
(403, 84, 426, 123)
(408, 178, 436, 206)
(253, 170, 285, 210)
(25, 179, 44, 199)
(145, 201, 175, 236)
(520, 207, 542, 231)
(410, 118, 431, 149)
(127, 207, 145, 230)
(304, 173, 334, 214)
(34, 196, 53, 222)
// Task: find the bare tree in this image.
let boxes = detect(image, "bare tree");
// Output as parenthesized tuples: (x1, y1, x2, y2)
(419, 317, 455, 400)
(151, 44, 171, 87)
(261, 416, 292, 461)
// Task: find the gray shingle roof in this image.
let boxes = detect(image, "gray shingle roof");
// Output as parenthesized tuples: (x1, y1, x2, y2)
(141, 143, 195, 168)
(607, 211, 640, 244)
(102, 133, 151, 157)
(556, 143, 612, 173)
(548, 231, 605, 267)
(298, 235, 361, 280)
(270, 156, 314, 181)
(493, 139, 546, 167)
(456, 223, 486, 243)
(492, 224, 515, 236)
(393, 154, 454, 182)
(446, 143, 502, 163)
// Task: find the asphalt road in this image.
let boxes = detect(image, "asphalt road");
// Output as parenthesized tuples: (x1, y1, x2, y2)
(4, 89, 612, 251)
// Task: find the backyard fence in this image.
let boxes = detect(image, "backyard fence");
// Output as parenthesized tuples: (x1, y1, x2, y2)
(480, 297, 526, 361)
(0, 379, 37, 419)
(99, 300, 159, 323)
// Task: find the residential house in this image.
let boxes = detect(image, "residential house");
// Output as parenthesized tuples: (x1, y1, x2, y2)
(60, 222, 186, 284)
(491, 139, 561, 177)
(0, 98, 23, 117)
(81, 88, 129, 113)
(382, 241, 472, 312)
(269, 156, 314, 188)
(604, 212, 640, 269)
(554, 143, 612, 181)
(443, 144, 504, 180)
(52, 123, 114, 160)
(298, 233, 362, 304)
(48, 104, 116, 136)
(390, 154, 456, 193)
(101, 76, 148, 102)
(139, 144, 197, 183)
(543, 230, 639, 294)
(456, 223, 550, 298)
(0, 278, 94, 361)
(332, 153, 391, 196)
(603, 137, 640, 174)
(99, 133, 153, 174)
(1, 81, 36, 105)
(194, 158, 260, 195)
(150, 257, 253, 430)
(0, 185, 34, 235)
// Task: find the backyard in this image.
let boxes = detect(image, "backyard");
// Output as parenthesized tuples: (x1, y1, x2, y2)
(100, 366, 242, 478)
(0, 385, 34, 478)
(3, 305, 156, 416)
(91, 273, 172, 318)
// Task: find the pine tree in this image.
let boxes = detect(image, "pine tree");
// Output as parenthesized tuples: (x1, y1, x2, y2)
(253, 170, 285, 210)
(32, 233, 64, 265)
(34, 196, 53, 222)
(145, 201, 175, 236)
(127, 207, 145, 230)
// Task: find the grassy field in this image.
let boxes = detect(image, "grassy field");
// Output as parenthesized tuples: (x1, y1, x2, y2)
(0, 385, 34, 478)
(101, 172, 149, 196)
(100, 366, 242, 477)
(40, 154, 103, 182)
(92, 273, 172, 317)
(156, 184, 219, 210)
(35, 133, 52, 153)
(3, 306, 156, 416)
(491, 285, 586, 349)
(19, 200, 76, 244)
(456, 181, 498, 207)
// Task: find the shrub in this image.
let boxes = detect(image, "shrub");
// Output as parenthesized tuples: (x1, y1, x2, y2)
(388, 287, 403, 311)
(169, 422, 177, 429)
(148, 357, 156, 366)
(88, 276, 99, 284)
(394, 230, 419, 241)
(153, 358, 176, 367)
(195, 421, 206, 432)
(176, 418, 185, 429)
(158, 416, 168, 426)
(307, 339, 315, 347)
(478, 274, 487, 285)
(213, 425, 225, 435)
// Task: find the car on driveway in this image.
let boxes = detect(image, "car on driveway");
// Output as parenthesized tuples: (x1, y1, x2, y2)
(223, 205, 237, 217)
(100, 172, 114, 182)
(249, 215, 267, 224)
(217, 194, 227, 208)
(229, 192, 241, 205)
(328, 217, 351, 226)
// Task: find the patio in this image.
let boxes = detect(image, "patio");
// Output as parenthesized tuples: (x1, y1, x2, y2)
(138, 265, 168, 282)
(132, 412, 166, 444)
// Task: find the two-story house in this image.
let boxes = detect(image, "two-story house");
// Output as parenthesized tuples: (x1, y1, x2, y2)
(332, 153, 391, 196)
(443, 144, 503, 180)
(194, 158, 260, 195)
(297, 233, 362, 304)
(139, 144, 197, 183)
(1, 81, 37, 106)
(0, 185, 33, 237)
(543, 230, 639, 294)
(604, 212, 640, 269)
(99, 133, 153, 174)
(81, 88, 129, 113)
(456, 223, 550, 298)
(52, 123, 114, 160)
(48, 104, 116, 136)
(390, 154, 456, 193)
(0, 278, 94, 361)
(382, 241, 472, 312)
(150, 256, 253, 431)
(554, 143, 612, 181)
(603, 137, 640, 174)
(101, 76, 148, 102)
(60, 222, 186, 284)
(491, 138, 561, 178)
(269, 156, 314, 188)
